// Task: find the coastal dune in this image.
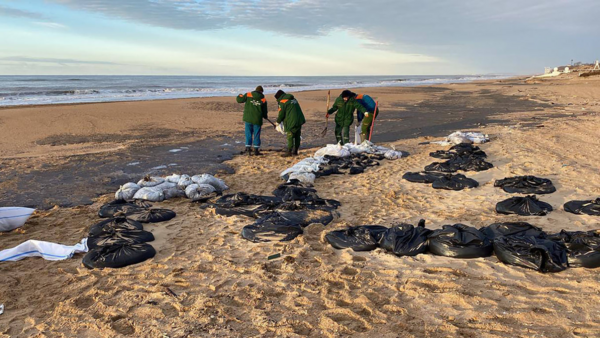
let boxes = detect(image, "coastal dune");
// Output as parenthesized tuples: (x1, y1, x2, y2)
(1, 74, 600, 337)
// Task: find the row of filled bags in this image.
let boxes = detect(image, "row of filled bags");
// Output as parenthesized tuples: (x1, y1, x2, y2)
(83, 202, 177, 269)
(115, 173, 229, 202)
(326, 221, 600, 273)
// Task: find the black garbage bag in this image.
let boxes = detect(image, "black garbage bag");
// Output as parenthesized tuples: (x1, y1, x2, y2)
(429, 150, 456, 159)
(82, 243, 156, 269)
(547, 230, 600, 268)
(325, 225, 389, 251)
(428, 224, 493, 258)
(271, 209, 335, 227)
(402, 171, 446, 183)
(450, 143, 487, 158)
(496, 195, 553, 216)
(431, 174, 479, 191)
(241, 213, 304, 243)
(87, 229, 155, 250)
(457, 157, 494, 172)
(479, 222, 546, 240)
(214, 193, 282, 208)
(564, 198, 600, 216)
(130, 208, 176, 223)
(494, 176, 556, 194)
(316, 164, 343, 177)
(98, 199, 150, 218)
(89, 217, 144, 237)
(447, 155, 493, 172)
(378, 220, 431, 256)
(205, 192, 282, 217)
(424, 162, 458, 173)
(430, 144, 487, 159)
(493, 236, 568, 272)
(349, 166, 365, 175)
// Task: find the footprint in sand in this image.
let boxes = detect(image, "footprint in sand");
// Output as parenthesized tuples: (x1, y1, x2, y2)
(110, 316, 135, 335)
(74, 296, 95, 309)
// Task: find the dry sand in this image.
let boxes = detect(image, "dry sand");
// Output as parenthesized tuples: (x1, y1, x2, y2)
(1, 74, 600, 337)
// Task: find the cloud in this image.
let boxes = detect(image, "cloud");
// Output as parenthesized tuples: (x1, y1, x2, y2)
(39, 0, 600, 72)
(34, 22, 68, 29)
(0, 56, 121, 65)
(0, 5, 45, 19)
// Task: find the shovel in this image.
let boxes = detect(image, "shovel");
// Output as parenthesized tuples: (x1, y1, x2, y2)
(320, 90, 331, 137)
(264, 117, 276, 129)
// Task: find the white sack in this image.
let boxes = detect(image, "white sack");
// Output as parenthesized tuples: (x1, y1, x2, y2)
(137, 176, 165, 187)
(191, 174, 229, 192)
(0, 207, 35, 232)
(185, 184, 216, 201)
(288, 172, 316, 185)
(133, 187, 165, 202)
(314, 144, 351, 158)
(0, 238, 88, 262)
(115, 182, 140, 201)
(165, 174, 182, 183)
(177, 174, 193, 189)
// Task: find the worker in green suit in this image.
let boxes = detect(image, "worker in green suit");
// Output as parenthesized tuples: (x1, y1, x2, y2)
(236, 85, 268, 156)
(326, 90, 367, 144)
(275, 90, 306, 157)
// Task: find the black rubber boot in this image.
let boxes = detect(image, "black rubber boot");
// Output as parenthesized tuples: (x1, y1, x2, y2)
(254, 148, 261, 156)
(246, 147, 252, 156)
(281, 150, 292, 158)
(292, 147, 299, 156)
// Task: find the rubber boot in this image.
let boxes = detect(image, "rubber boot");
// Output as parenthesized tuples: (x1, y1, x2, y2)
(281, 149, 292, 158)
(254, 148, 261, 156)
(292, 147, 299, 156)
(246, 147, 252, 156)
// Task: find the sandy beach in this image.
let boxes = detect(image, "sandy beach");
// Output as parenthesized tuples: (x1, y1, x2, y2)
(1, 73, 600, 337)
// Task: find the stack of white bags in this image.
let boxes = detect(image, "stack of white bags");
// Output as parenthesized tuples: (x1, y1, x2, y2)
(281, 141, 404, 185)
(115, 173, 229, 202)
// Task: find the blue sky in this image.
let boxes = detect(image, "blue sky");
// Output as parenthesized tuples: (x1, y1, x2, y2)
(0, 0, 598, 76)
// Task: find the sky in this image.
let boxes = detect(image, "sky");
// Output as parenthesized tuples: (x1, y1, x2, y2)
(0, 0, 598, 76)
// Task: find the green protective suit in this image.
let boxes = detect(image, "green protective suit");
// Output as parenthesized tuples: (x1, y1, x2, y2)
(276, 93, 306, 151)
(236, 90, 268, 125)
(327, 96, 366, 144)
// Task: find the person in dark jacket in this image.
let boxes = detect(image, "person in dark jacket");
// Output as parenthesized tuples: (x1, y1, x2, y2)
(275, 90, 306, 157)
(326, 90, 367, 144)
(236, 85, 268, 156)
(354, 93, 379, 143)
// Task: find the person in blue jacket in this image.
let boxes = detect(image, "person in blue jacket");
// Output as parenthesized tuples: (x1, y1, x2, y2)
(353, 93, 379, 142)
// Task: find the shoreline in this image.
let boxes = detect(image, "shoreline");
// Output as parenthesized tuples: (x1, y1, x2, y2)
(0, 75, 521, 110)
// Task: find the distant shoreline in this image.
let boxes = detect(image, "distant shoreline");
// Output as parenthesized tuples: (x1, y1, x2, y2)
(0, 74, 517, 108)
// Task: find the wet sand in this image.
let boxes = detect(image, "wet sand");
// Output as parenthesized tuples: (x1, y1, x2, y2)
(1, 73, 600, 337)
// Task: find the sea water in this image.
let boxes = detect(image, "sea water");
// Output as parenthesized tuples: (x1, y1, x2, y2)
(0, 75, 509, 106)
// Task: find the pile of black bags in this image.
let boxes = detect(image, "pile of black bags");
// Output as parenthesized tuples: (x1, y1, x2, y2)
(85, 200, 177, 269)
(403, 172, 479, 191)
(326, 220, 600, 273)
(83, 217, 157, 269)
(425, 143, 493, 173)
(494, 176, 556, 194)
(316, 154, 383, 178)
(203, 180, 341, 243)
